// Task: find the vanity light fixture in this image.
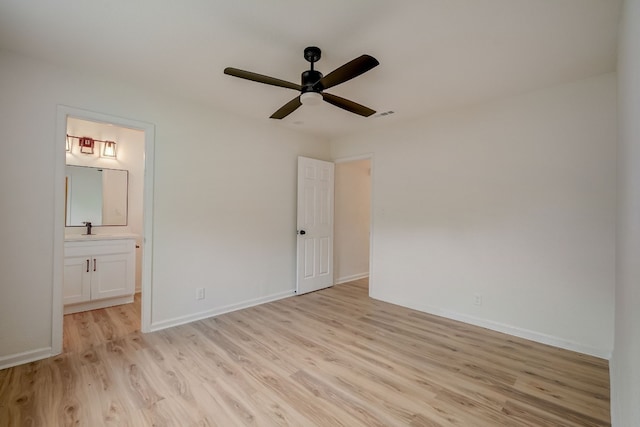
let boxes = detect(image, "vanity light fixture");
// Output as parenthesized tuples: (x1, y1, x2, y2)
(101, 141, 117, 158)
(67, 134, 119, 157)
(79, 137, 95, 154)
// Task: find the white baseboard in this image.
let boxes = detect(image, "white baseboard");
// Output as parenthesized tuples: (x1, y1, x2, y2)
(149, 289, 295, 332)
(609, 356, 619, 426)
(335, 272, 369, 285)
(0, 347, 53, 370)
(372, 293, 611, 360)
(64, 295, 134, 315)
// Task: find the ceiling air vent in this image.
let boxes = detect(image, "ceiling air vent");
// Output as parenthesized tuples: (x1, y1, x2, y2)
(374, 110, 395, 118)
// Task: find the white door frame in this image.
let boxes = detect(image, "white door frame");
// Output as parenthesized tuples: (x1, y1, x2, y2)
(52, 106, 155, 354)
(333, 153, 374, 295)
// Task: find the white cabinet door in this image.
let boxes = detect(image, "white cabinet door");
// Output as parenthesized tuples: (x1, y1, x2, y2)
(63, 256, 91, 305)
(90, 253, 134, 300)
(64, 238, 136, 313)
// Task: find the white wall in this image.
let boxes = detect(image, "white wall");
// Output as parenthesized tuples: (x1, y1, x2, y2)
(612, 0, 640, 424)
(330, 73, 617, 357)
(334, 159, 371, 283)
(0, 49, 329, 366)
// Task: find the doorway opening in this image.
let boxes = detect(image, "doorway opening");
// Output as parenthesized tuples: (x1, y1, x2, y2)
(334, 155, 372, 292)
(52, 106, 155, 355)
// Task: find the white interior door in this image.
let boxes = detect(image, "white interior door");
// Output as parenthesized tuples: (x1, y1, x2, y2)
(296, 156, 334, 295)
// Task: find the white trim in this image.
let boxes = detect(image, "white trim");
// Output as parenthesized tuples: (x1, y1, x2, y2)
(334, 153, 374, 164)
(63, 295, 134, 315)
(373, 294, 612, 359)
(140, 123, 155, 334)
(54, 106, 155, 355)
(609, 356, 619, 426)
(149, 290, 295, 332)
(0, 347, 53, 371)
(335, 273, 369, 285)
(52, 109, 67, 355)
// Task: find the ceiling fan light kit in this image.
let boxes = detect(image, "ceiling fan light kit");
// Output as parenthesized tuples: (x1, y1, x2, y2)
(224, 46, 379, 119)
(300, 92, 323, 106)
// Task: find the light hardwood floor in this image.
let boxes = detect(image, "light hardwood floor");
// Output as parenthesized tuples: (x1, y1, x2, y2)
(0, 279, 610, 426)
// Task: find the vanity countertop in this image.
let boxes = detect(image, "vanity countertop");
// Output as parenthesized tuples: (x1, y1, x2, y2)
(64, 233, 138, 242)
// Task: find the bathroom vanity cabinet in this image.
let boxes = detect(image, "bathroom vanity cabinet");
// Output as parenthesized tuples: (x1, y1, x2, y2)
(63, 236, 136, 314)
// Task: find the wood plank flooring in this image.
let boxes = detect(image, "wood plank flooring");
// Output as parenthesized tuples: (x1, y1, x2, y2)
(0, 279, 610, 426)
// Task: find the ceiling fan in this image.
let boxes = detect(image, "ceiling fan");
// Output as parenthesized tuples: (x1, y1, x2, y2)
(224, 46, 379, 119)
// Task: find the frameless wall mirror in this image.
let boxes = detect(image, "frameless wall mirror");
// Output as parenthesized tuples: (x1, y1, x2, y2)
(65, 165, 129, 226)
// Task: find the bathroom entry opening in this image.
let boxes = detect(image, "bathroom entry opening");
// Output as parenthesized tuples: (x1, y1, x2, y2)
(53, 106, 155, 355)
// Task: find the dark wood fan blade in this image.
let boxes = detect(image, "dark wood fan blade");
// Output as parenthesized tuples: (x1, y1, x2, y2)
(322, 93, 376, 117)
(270, 96, 302, 119)
(315, 55, 379, 91)
(224, 67, 301, 91)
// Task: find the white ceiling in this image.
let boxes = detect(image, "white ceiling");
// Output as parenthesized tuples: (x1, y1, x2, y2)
(0, 0, 621, 138)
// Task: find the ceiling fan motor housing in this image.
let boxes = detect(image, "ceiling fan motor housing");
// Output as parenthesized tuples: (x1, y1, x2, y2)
(301, 70, 323, 93)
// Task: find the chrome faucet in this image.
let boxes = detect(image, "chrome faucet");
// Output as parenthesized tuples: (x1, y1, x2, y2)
(82, 221, 92, 235)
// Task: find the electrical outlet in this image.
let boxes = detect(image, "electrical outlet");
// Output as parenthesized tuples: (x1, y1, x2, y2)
(196, 288, 205, 300)
(474, 294, 482, 306)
